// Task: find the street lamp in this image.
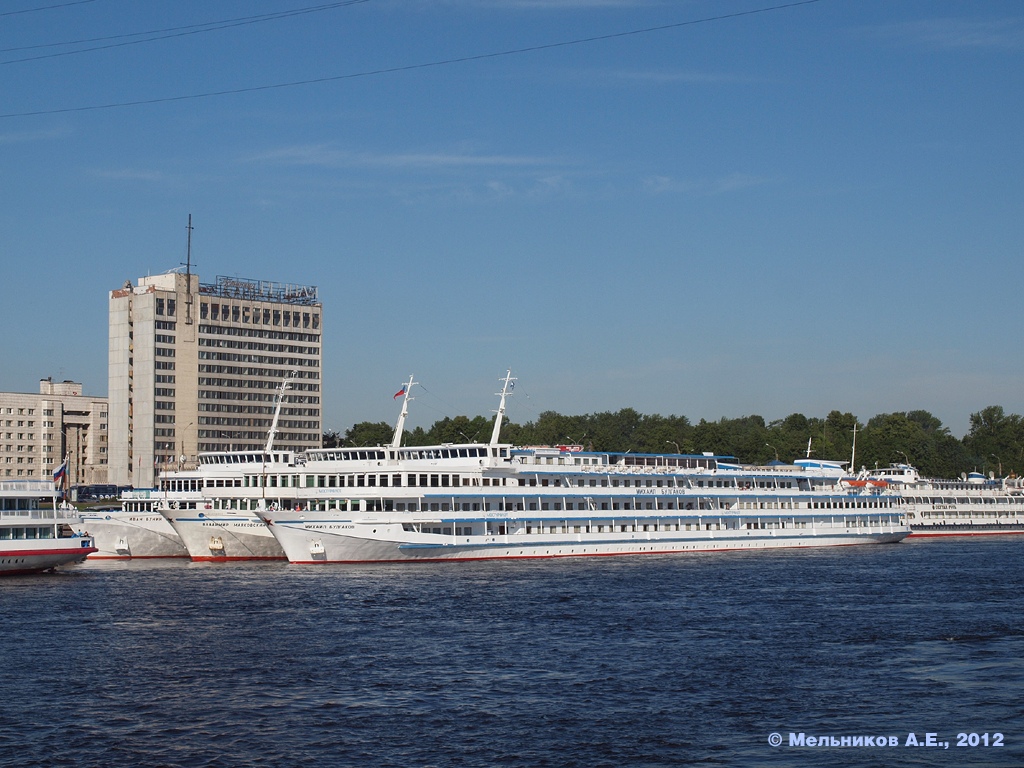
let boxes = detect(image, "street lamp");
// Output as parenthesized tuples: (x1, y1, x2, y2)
(665, 441, 680, 454)
(765, 443, 779, 462)
(991, 454, 1002, 476)
(179, 422, 194, 469)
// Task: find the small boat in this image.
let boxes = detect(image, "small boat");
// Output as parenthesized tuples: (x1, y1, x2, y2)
(1, 479, 97, 575)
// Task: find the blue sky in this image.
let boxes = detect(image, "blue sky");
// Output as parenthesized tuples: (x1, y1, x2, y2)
(1, 0, 1021, 439)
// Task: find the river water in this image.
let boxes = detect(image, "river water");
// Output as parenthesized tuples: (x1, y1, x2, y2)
(1, 536, 1021, 767)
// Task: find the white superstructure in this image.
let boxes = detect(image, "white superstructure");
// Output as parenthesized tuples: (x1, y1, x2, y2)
(1, 480, 96, 574)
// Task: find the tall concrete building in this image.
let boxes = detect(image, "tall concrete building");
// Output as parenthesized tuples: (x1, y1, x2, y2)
(108, 270, 322, 488)
(0, 378, 108, 485)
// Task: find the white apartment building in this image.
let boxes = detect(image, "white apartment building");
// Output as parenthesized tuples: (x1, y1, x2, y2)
(108, 270, 323, 488)
(0, 378, 108, 485)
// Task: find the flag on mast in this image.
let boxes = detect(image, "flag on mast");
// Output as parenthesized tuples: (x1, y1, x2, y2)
(53, 457, 67, 485)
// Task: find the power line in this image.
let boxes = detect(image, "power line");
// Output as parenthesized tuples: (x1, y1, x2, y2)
(0, 0, 823, 119)
(1, 1, 371, 63)
(0, 0, 95, 19)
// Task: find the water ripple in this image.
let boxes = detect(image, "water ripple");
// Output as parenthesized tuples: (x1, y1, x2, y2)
(1, 539, 1022, 766)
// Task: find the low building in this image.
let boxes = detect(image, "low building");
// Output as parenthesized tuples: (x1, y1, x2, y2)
(0, 378, 108, 485)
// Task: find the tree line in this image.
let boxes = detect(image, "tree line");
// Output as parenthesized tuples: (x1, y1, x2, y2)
(324, 405, 1024, 480)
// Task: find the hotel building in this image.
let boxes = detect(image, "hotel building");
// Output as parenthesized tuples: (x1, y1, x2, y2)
(108, 271, 322, 488)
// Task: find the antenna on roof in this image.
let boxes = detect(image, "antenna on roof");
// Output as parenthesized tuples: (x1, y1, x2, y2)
(183, 214, 195, 325)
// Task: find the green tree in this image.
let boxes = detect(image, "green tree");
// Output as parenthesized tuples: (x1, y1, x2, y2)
(963, 406, 1024, 476)
(343, 421, 394, 447)
(326, 403, 1024, 479)
(425, 415, 492, 445)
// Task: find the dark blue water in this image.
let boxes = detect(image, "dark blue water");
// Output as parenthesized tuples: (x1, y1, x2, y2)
(1, 537, 1021, 767)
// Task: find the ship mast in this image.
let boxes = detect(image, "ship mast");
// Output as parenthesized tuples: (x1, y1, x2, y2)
(391, 375, 416, 448)
(265, 371, 296, 453)
(489, 370, 516, 445)
(850, 423, 858, 473)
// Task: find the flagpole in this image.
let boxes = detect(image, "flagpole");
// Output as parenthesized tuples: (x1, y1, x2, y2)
(53, 453, 69, 511)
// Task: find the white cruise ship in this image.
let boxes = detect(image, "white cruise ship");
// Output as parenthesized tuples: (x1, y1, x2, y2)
(868, 464, 1024, 536)
(243, 373, 909, 563)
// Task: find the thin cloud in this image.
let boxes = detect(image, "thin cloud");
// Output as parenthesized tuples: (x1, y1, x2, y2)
(863, 17, 1024, 51)
(0, 126, 69, 144)
(421, 0, 658, 8)
(643, 172, 775, 196)
(581, 67, 764, 85)
(90, 168, 166, 181)
(249, 144, 561, 170)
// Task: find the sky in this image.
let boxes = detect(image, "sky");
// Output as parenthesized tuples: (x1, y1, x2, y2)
(1, 0, 1022, 440)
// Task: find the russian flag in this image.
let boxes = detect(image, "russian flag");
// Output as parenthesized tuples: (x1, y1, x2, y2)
(393, 388, 405, 400)
(53, 459, 67, 484)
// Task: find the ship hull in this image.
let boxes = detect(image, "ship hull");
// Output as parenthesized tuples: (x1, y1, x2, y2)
(73, 511, 188, 559)
(909, 523, 1024, 537)
(0, 540, 98, 575)
(265, 519, 909, 564)
(161, 512, 285, 561)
